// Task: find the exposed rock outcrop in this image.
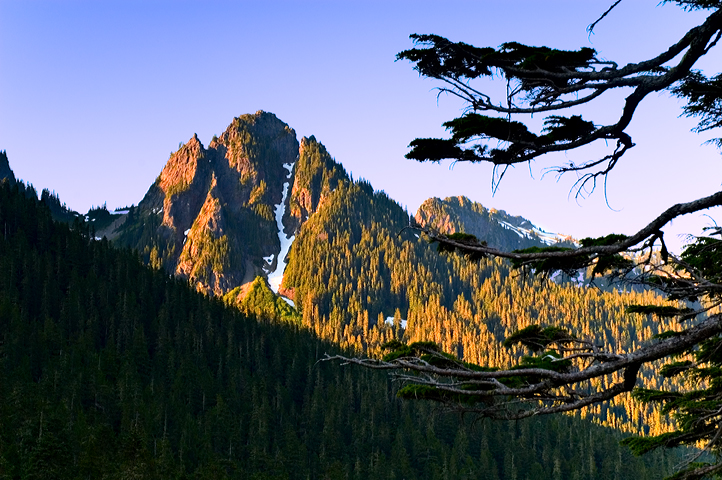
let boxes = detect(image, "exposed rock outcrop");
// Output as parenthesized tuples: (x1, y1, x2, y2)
(113, 111, 302, 295)
(416, 196, 571, 251)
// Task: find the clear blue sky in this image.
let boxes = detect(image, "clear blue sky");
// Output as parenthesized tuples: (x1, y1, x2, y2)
(1, 1, 720, 252)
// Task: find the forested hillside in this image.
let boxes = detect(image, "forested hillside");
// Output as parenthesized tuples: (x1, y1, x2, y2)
(0, 178, 679, 478)
(282, 176, 682, 436)
(85, 111, 687, 437)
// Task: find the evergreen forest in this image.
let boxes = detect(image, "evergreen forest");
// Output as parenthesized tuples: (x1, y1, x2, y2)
(0, 174, 679, 478)
(281, 169, 684, 437)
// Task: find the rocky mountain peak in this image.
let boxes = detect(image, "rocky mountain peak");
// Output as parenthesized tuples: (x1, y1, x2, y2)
(113, 112, 302, 295)
(416, 196, 570, 251)
(212, 111, 298, 212)
(152, 134, 212, 237)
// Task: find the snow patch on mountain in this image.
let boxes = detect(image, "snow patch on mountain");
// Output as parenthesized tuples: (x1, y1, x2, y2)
(385, 316, 408, 329)
(497, 219, 573, 246)
(268, 162, 296, 297)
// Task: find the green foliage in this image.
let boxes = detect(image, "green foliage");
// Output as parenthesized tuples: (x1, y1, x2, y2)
(659, 361, 695, 378)
(406, 137, 483, 162)
(249, 179, 267, 204)
(398, 35, 600, 163)
(227, 276, 300, 325)
(445, 114, 537, 144)
(446, 232, 479, 243)
(502, 325, 576, 352)
(510, 245, 583, 274)
(435, 232, 487, 261)
(383, 340, 499, 373)
(652, 330, 685, 340)
(541, 115, 596, 143)
(252, 203, 274, 222)
(509, 240, 634, 277)
(511, 245, 574, 257)
(666, 0, 722, 10)
(590, 253, 634, 277)
(0, 179, 676, 479)
(398, 34, 596, 83)
(620, 432, 684, 456)
(516, 352, 572, 373)
(184, 231, 231, 279)
(579, 233, 629, 248)
(680, 235, 722, 294)
(165, 178, 190, 198)
(626, 305, 695, 319)
(396, 384, 491, 404)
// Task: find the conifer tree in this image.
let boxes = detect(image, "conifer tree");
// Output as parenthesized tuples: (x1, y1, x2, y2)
(333, 2, 722, 478)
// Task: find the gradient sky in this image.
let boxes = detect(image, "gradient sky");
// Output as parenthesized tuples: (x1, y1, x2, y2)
(1, 1, 720, 252)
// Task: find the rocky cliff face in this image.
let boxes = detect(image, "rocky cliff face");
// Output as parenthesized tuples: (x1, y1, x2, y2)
(415, 196, 572, 251)
(112, 112, 348, 296)
(113, 111, 300, 295)
(0, 151, 16, 185)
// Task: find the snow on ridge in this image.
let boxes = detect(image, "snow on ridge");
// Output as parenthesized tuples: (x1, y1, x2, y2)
(496, 219, 572, 246)
(267, 162, 296, 298)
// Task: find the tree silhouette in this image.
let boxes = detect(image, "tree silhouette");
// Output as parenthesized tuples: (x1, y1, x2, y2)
(332, 3, 722, 479)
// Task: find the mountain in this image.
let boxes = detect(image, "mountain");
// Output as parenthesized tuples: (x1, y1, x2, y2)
(0, 150, 83, 223)
(0, 172, 678, 479)
(0, 150, 15, 185)
(107, 113, 353, 299)
(109, 112, 575, 300)
(416, 196, 574, 251)
(98, 111, 680, 437)
(108, 112, 298, 295)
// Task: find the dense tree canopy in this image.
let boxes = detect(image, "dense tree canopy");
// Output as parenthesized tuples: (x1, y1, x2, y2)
(334, 2, 722, 479)
(0, 177, 678, 479)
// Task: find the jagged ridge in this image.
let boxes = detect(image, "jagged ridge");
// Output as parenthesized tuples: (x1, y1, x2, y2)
(416, 196, 573, 251)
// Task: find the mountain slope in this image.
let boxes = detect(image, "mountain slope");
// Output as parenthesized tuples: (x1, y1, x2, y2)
(99, 111, 676, 436)
(0, 166, 679, 480)
(280, 169, 681, 437)
(286, 135, 349, 235)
